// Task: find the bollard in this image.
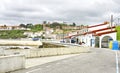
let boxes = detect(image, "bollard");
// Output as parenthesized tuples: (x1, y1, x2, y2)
(109, 41, 113, 49)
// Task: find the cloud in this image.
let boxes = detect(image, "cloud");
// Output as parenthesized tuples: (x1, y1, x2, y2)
(0, 0, 120, 25)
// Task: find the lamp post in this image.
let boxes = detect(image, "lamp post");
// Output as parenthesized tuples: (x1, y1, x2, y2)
(62, 22, 66, 43)
(63, 29, 64, 43)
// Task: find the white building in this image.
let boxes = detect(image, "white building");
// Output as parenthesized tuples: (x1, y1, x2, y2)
(86, 22, 117, 48)
(64, 22, 117, 48)
(24, 32, 43, 38)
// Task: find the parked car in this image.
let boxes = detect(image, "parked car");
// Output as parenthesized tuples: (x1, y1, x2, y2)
(60, 40, 65, 43)
(32, 38, 39, 41)
(71, 39, 75, 43)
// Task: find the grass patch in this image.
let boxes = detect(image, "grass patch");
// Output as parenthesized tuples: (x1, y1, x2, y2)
(39, 42, 65, 48)
(0, 30, 27, 39)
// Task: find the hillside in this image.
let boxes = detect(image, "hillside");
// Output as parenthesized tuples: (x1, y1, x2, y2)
(0, 30, 27, 39)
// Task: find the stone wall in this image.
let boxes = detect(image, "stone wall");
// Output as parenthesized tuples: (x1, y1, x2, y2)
(5, 47, 90, 58)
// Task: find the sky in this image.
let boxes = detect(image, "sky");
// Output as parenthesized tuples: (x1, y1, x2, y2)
(0, 0, 120, 25)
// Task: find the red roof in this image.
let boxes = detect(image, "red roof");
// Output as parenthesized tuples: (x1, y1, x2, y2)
(88, 22, 108, 28)
(93, 30, 117, 36)
(64, 36, 73, 39)
(87, 26, 115, 34)
(64, 22, 115, 38)
(64, 33, 85, 39)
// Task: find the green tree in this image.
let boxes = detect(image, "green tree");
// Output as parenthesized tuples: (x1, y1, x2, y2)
(26, 23, 33, 28)
(43, 21, 47, 24)
(19, 24, 26, 28)
(72, 22, 76, 26)
(50, 22, 61, 28)
(31, 24, 43, 32)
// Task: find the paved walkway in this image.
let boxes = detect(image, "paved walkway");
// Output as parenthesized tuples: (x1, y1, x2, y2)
(11, 48, 120, 73)
(26, 54, 80, 68)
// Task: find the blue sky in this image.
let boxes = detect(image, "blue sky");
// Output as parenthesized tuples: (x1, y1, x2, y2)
(0, 0, 120, 25)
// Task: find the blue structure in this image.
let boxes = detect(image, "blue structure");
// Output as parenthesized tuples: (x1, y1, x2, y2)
(112, 41, 119, 50)
(32, 38, 39, 41)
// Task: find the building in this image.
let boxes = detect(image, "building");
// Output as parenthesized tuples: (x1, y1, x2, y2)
(86, 22, 116, 48)
(64, 22, 117, 48)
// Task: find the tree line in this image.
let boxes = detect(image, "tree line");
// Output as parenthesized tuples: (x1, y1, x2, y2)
(19, 22, 78, 31)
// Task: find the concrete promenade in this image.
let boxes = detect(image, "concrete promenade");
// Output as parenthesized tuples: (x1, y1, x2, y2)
(26, 54, 80, 68)
(11, 48, 120, 73)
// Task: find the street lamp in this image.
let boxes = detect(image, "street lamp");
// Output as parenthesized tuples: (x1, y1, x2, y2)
(62, 22, 66, 43)
(63, 29, 64, 43)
